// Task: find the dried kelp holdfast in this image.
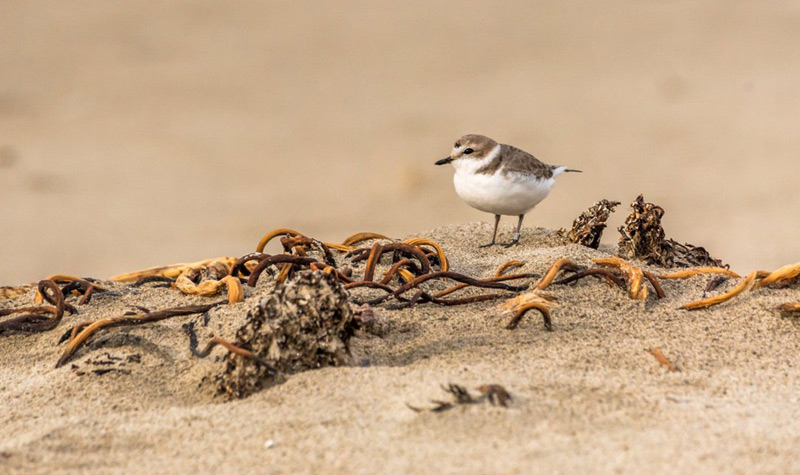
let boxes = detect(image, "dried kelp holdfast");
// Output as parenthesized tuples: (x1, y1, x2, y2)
(215, 271, 357, 400)
(559, 199, 621, 249)
(617, 194, 726, 268)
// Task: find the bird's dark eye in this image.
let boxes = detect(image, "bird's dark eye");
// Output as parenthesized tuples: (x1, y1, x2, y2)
(464, 148, 474, 155)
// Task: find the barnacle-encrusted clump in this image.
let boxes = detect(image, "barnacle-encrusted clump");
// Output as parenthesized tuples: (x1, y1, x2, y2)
(560, 199, 621, 249)
(617, 194, 725, 268)
(216, 270, 356, 399)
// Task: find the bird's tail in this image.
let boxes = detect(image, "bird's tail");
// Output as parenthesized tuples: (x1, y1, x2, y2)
(552, 166, 582, 177)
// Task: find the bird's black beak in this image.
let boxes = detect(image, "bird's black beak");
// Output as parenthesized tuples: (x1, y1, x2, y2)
(435, 157, 453, 165)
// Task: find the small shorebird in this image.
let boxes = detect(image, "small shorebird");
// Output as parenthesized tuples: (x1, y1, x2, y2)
(435, 134, 581, 247)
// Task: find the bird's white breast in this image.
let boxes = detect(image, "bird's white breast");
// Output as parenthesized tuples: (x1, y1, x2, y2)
(451, 145, 555, 216)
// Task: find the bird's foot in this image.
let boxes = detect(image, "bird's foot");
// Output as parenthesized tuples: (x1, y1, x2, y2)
(503, 234, 521, 248)
(479, 242, 496, 248)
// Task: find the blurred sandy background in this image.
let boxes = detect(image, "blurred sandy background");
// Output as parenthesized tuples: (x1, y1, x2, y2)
(1, 0, 798, 284)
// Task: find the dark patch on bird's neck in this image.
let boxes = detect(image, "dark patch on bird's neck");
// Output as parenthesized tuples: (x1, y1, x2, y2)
(474, 145, 505, 176)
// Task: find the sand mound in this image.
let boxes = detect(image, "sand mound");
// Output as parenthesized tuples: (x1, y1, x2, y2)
(1, 223, 799, 473)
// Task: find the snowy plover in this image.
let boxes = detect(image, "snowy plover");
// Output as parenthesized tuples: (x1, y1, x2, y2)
(435, 134, 581, 247)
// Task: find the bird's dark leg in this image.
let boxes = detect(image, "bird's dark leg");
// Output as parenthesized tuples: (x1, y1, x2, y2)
(480, 215, 501, 248)
(503, 214, 525, 248)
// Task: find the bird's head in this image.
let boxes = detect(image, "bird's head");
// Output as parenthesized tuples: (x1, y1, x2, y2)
(435, 134, 499, 166)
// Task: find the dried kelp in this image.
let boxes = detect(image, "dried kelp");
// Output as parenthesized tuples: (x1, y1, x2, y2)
(617, 194, 726, 268)
(560, 199, 620, 249)
(617, 195, 669, 265)
(215, 271, 357, 399)
(682, 262, 800, 310)
(0, 281, 67, 334)
(777, 303, 800, 317)
(174, 261, 243, 304)
(648, 347, 679, 372)
(500, 291, 557, 331)
(56, 301, 224, 367)
(407, 383, 512, 412)
(667, 240, 727, 269)
(535, 256, 664, 303)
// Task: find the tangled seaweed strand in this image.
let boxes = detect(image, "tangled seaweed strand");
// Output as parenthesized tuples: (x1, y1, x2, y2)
(681, 262, 800, 310)
(56, 301, 225, 367)
(543, 257, 665, 301)
(243, 229, 537, 310)
(0, 281, 66, 334)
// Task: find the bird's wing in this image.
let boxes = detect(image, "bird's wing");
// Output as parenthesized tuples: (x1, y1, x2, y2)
(500, 145, 554, 179)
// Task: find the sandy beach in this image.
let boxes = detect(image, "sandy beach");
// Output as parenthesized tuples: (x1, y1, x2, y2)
(2, 2, 799, 473)
(2, 223, 799, 473)
(1, 1, 799, 284)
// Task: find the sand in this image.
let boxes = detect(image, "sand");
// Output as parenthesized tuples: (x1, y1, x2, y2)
(2, 0, 800, 284)
(2, 223, 799, 474)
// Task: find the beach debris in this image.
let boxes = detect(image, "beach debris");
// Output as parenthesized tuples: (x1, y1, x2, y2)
(592, 257, 663, 300)
(175, 261, 244, 304)
(55, 301, 224, 367)
(32, 275, 109, 305)
(560, 199, 621, 249)
(360, 271, 528, 308)
(681, 262, 799, 310)
(648, 347, 679, 372)
(654, 267, 740, 280)
(407, 383, 512, 412)
(617, 195, 726, 268)
(0, 281, 68, 334)
(215, 271, 356, 399)
(59, 279, 106, 305)
(431, 260, 538, 299)
(535, 258, 583, 291)
(245, 228, 538, 309)
(70, 352, 141, 377)
(681, 272, 758, 310)
(183, 320, 274, 370)
(500, 291, 557, 331)
(403, 237, 449, 271)
(548, 257, 665, 300)
(477, 384, 513, 407)
(668, 241, 727, 269)
(131, 276, 175, 288)
(110, 257, 238, 283)
(754, 262, 800, 289)
(617, 195, 669, 265)
(32, 275, 80, 303)
(703, 275, 730, 296)
(777, 303, 800, 317)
